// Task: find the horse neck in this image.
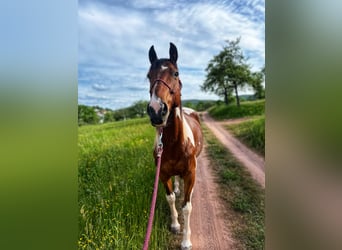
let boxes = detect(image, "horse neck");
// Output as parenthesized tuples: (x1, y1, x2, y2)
(163, 106, 184, 146)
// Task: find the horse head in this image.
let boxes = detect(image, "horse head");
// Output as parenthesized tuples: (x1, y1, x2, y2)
(147, 43, 182, 127)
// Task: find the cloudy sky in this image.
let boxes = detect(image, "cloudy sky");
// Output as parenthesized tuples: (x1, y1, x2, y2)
(78, 0, 265, 110)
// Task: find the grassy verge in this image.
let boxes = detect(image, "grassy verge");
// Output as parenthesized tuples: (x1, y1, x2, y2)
(208, 100, 265, 120)
(203, 124, 265, 249)
(225, 116, 265, 156)
(78, 118, 171, 249)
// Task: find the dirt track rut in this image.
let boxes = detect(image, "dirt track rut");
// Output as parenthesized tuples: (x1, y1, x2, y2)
(190, 147, 235, 249)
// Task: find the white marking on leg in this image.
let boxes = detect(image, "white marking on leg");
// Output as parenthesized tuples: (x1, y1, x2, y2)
(174, 176, 180, 196)
(166, 192, 180, 233)
(181, 201, 192, 249)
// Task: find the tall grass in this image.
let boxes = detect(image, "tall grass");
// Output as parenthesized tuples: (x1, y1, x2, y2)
(208, 100, 265, 120)
(78, 118, 170, 249)
(226, 116, 265, 156)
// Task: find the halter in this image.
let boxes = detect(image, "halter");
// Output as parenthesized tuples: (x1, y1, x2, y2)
(151, 79, 175, 94)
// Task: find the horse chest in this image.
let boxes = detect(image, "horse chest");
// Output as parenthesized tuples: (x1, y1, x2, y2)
(160, 153, 192, 177)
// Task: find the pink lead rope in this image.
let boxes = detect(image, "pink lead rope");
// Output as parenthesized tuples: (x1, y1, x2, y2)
(142, 127, 163, 250)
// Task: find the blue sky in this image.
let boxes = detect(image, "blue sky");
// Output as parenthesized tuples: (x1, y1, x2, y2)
(78, 0, 265, 110)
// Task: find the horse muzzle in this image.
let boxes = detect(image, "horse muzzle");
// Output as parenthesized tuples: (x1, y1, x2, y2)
(147, 101, 168, 127)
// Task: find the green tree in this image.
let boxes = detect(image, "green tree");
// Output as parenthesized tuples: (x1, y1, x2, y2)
(250, 67, 265, 99)
(104, 111, 115, 123)
(132, 100, 148, 118)
(78, 105, 99, 125)
(201, 38, 252, 106)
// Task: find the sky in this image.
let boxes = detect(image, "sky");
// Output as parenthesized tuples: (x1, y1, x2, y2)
(78, 0, 265, 110)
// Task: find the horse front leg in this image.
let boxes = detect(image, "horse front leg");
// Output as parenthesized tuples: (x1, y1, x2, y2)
(181, 167, 196, 250)
(162, 178, 181, 234)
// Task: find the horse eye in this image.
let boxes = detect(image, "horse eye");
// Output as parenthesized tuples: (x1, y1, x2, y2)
(174, 72, 179, 77)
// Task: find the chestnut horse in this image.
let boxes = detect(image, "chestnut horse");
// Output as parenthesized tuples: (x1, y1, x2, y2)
(146, 43, 203, 250)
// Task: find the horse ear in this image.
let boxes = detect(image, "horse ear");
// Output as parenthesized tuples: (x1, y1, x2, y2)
(149, 45, 158, 64)
(169, 42, 178, 64)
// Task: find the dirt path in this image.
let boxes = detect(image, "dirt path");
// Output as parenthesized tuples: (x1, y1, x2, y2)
(174, 112, 265, 249)
(201, 112, 265, 188)
(190, 146, 235, 249)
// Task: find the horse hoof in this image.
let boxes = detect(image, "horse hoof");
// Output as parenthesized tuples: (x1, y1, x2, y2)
(170, 224, 180, 234)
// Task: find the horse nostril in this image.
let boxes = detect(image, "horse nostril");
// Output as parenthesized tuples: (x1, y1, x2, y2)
(147, 104, 153, 115)
(161, 103, 168, 116)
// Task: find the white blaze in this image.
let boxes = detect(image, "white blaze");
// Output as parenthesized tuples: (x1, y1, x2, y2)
(149, 88, 161, 113)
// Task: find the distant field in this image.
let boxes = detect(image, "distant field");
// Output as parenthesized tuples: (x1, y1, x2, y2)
(78, 118, 171, 249)
(208, 100, 265, 120)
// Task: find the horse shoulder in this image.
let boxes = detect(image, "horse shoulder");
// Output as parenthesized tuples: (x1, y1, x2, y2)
(183, 111, 203, 156)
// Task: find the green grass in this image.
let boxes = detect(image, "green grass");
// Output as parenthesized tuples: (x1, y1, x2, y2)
(225, 116, 265, 156)
(78, 114, 265, 249)
(203, 125, 265, 249)
(78, 118, 171, 249)
(208, 100, 265, 120)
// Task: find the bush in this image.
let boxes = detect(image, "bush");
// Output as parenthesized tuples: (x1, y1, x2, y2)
(209, 100, 265, 120)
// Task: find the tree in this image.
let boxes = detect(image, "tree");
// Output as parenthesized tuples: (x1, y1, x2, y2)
(250, 67, 265, 99)
(132, 100, 148, 118)
(201, 38, 252, 106)
(104, 111, 115, 123)
(78, 105, 99, 125)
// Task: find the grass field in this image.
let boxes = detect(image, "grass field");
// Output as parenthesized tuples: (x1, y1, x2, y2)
(225, 116, 265, 156)
(78, 118, 171, 249)
(208, 100, 265, 120)
(78, 110, 265, 249)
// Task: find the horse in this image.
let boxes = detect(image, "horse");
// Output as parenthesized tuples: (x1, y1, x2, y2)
(146, 43, 203, 250)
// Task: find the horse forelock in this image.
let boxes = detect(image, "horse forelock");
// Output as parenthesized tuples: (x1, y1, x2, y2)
(150, 58, 177, 71)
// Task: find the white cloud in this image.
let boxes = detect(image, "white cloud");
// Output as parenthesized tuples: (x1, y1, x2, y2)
(92, 83, 110, 91)
(78, 0, 265, 110)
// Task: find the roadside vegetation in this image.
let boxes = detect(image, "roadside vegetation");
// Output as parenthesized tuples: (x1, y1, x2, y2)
(225, 116, 265, 156)
(208, 99, 265, 120)
(78, 118, 171, 249)
(203, 125, 265, 249)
